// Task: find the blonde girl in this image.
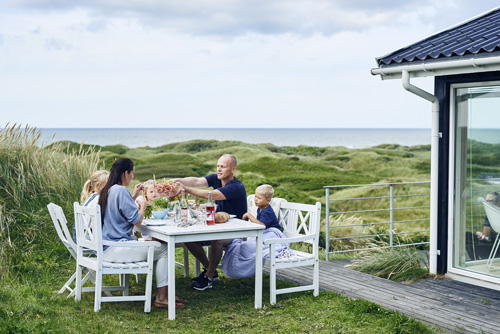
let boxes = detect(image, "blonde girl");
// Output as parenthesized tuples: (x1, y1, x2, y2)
(143, 179, 159, 204)
(73, 170, 110, 242)
(80, 170, 110, 206)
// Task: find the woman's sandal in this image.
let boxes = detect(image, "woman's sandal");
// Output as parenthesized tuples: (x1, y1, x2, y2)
(152, 295, 188, 304)
(153, 301, 185, 310)
(175, 296, 188, 304)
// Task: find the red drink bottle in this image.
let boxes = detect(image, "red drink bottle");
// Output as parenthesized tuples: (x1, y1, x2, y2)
(206, 191, 215, 225)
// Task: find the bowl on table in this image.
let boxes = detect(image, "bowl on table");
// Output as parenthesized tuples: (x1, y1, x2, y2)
(151, 210, 168, 220)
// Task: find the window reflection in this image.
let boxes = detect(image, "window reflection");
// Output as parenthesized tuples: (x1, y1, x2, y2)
(454, 84, 500, 278)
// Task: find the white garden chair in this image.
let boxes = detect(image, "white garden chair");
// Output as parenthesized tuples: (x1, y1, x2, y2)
(478, 197, 500, 270)
(74, 202, 160, 312)
(47, 203, 113, 298)
(264, 201, 321, 304)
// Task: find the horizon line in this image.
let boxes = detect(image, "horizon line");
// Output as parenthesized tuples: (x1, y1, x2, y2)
(35, 127, 433, 130)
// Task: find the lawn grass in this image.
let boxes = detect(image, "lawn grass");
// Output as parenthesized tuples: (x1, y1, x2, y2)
(0, 249, 434, 334)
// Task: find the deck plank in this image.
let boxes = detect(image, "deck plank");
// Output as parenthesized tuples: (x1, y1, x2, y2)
(272, 260, 500, 333)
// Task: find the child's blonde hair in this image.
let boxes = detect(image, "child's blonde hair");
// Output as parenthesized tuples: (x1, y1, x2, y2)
(256, 184, 274, 199)
(80, 170, 109, 204)
(143, 179, 157, 202)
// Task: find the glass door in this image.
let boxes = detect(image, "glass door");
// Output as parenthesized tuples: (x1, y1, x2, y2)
(451, 83, 500, 279)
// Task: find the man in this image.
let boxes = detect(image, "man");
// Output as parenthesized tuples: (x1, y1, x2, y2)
(172, 154, 247, 290)
(478, 192, 500, 242)
(467, 191, 500, 260)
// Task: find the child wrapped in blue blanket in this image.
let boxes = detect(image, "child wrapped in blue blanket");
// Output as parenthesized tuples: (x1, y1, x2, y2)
(221, 184, 293, 278)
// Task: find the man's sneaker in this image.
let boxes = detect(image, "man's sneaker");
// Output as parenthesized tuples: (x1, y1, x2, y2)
(191, 269, 219, 282)
(191, 275, 213, 291)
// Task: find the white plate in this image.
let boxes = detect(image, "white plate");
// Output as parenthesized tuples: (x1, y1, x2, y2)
(144, 220, 168, 226)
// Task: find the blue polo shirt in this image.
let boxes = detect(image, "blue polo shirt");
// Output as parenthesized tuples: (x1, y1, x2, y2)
(205, 173, 247, 219)
(102, 185, 141, 246)
(257, 205, 282, 231)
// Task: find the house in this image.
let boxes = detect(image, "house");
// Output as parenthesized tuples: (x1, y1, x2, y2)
(371, 7, 500, 289)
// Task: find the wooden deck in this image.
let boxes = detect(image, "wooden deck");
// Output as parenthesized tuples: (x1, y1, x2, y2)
(275, 260, 500, 333)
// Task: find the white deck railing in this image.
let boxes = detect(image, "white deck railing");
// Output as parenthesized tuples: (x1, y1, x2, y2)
(324, 182, 431, 260)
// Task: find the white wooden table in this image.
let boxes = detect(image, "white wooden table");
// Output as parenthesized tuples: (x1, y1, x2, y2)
(135, 218, 265, 320)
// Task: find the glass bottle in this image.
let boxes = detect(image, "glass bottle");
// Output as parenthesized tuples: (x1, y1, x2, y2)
(206, 191, 215, 225)
(180, 189, 188, 223)
(174, 201, 181, 223)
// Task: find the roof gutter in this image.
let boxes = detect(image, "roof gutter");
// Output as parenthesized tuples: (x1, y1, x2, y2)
(401, 70, 439, 275)
(371, 56, 500, 80)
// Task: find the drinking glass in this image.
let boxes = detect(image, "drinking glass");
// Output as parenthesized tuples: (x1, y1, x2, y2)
(187, 194, 196, 208)
(198, 206, 207, 226)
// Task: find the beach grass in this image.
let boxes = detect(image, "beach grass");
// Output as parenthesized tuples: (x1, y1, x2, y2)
(0, 124, 100, 283)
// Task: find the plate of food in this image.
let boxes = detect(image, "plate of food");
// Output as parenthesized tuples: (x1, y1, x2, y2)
(155, 181, 179, 198)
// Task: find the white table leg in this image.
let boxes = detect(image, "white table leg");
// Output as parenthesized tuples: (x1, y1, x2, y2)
(167, 236, 176, 320)
(255, 230, 263, 309)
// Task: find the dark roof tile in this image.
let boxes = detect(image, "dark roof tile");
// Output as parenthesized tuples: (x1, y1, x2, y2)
(377, 7, 500, 66)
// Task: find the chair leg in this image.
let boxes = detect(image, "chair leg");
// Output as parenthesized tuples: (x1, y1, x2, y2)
(487, 235, 500, 269)
(68, 270, 91, 298)
(94, 270, 102, 312)
(195, 259, 201, 277)
(270, 244, 277, 305)
(144, 267, 154, 313)
(81, 270, 113, 297)
(75, 264, 83, 302)
(123, 274, 130, 296)
(183, 246, 190, 278)
(59, 272, 77, 295)
(313, 258, 319, 297)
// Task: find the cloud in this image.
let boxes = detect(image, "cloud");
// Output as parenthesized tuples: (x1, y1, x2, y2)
(86, 19, 107, 32)
(44, 37, 72, 51)
(1, 0, 499, 129)
(6, 0, 485, 37)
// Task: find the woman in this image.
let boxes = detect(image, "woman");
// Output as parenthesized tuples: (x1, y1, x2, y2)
(98, 158, 186, 309)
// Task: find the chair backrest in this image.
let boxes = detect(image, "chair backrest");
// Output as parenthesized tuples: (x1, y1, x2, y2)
(479, 197, 500, 232)
(247, 194, 287, 219)
(74, 202, 103, 256)
(48, 203, 77, 258)
(278, 201, 321, 244)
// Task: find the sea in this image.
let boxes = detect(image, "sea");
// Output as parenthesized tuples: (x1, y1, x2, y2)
(38, 128, 434, 149)
(37, 128, 435, 149)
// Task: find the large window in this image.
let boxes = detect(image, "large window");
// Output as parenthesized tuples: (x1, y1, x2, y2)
(452, 83, 500, 279)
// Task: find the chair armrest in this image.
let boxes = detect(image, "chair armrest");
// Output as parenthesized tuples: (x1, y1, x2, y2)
(263, 234, 315, 245)
(103, 240, 161, 248)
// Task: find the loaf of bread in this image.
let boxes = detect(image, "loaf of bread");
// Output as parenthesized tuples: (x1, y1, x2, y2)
(215, 212, 230, 223)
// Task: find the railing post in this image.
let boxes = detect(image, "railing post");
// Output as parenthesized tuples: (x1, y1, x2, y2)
(389, 183, 394, 248)
(325, 187, 330, 261)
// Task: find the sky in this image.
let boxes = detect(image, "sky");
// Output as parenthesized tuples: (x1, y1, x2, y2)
(1, 1, 499, 129)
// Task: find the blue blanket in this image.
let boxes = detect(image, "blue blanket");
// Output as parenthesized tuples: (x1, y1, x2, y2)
(221, 227, 294, 279)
